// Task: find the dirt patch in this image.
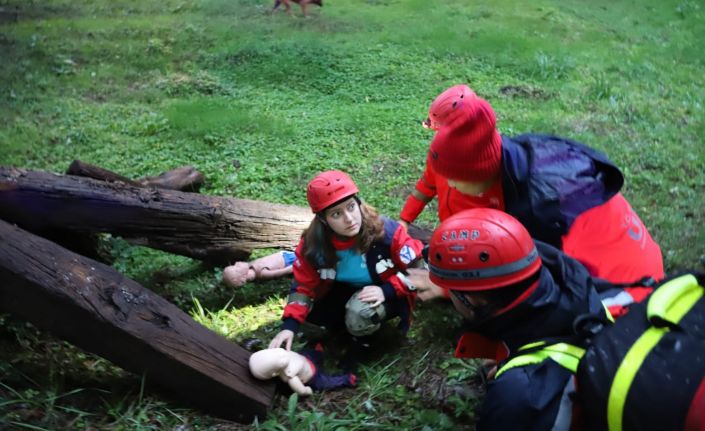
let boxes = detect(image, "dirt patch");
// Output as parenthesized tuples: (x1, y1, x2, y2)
(2, 3, 79, 22)
(499, 85, 549, 100)
(396, 350, 484, 425)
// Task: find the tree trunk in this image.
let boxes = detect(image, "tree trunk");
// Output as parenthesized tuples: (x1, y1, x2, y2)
(407, 223, 432, 244)
(0, 167, 312, 264)
(66, 160, 205, 192)
(59, 161, 204, 260)
(0, 219, 275, 422)
(137, 165, 205, 192)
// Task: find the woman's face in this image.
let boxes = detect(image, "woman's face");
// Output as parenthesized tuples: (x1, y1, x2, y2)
(324, 197, 362, 238)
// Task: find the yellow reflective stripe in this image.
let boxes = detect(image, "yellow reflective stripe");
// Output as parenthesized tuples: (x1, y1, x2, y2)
(603, 303, 616, 323)
(607, 327, 665, 431)
(647, 274, 702, 324)
(495, 343, 585, 379)
(518, 340, 546, 351)
(542, 343, 585, 372)
(495, 352, 547, 379)
(608, 275, 703, 431)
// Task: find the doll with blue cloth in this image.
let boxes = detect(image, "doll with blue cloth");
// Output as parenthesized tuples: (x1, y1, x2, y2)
(223, 250, 296, 288)
(249, 345, 356, 396)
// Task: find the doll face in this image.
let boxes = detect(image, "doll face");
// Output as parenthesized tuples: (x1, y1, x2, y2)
(324, 197, 362, 238)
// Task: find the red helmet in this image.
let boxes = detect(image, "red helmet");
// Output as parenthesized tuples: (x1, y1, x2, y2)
(423, 84, 476, 130)
(306, 170, 359, 213)
(428, 208, 541, 291)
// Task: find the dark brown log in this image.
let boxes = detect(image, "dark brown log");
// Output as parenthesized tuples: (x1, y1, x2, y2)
(62, 161, 203, 260)
(138, 165, 205, 192)
(0, 7, 19, 24)
(0, 167, 312, 264)
(66, 159, 142, 186)
(60, 161, 140, 260)
(0, 219, 275, 422)
(38, 229, 113, 264)
(67, 160, 205, 192)
(407, 223, 432, 244)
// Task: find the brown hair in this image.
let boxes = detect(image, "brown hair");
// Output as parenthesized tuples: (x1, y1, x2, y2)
(302, 198, 384, 268)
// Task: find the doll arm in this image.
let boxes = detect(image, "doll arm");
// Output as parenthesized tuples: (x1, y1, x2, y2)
(287, 376, 313, 396)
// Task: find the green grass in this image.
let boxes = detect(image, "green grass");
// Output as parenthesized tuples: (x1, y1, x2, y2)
(1, 0, 704, 428)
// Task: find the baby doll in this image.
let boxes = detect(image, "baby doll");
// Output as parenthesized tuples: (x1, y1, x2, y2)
(249, 347, 356, 396)
(223, 251, 296, 288)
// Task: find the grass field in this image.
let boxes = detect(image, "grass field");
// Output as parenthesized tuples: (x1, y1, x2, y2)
(1, 0, 704, 429)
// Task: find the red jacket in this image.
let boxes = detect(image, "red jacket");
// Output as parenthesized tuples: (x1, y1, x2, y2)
(281, 218, 424, 332)
(400, 163, 503, 224)
(400, 147, 663, 290)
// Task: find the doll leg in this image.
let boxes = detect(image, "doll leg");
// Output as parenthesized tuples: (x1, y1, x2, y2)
(300, 348, 357, 390)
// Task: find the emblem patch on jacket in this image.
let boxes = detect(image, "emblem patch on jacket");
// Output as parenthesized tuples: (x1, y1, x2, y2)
(399, 245, 416, 265)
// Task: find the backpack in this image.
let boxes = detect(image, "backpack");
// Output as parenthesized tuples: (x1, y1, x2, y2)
(577, 272, 705, 431)
(496, 273, 705, 431)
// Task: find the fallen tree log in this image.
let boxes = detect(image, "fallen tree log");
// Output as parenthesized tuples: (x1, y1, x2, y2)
(407, 223, 432, 244)
(138, 165, 205, 192)
(0, 167, 313, 264)
(66, 160, 205, 192)
(0, 219, 275, 422)
(57, 161, 204, 260)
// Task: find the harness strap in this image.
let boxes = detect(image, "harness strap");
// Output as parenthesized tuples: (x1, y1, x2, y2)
(495, 342, 585, 379)
(494, 305, 612, 379)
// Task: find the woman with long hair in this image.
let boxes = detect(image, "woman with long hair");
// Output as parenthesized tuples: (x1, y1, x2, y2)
(268, 170, 424, 370)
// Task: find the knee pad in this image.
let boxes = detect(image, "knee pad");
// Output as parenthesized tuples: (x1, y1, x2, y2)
(345, 295, 386, 336)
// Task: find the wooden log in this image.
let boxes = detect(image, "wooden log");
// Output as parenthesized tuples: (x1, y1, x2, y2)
(407, 223, 432, 244)
(0, 7, 19, 24)
(138, 165, 205, 192)
(62, 161, 203, 260)
(67, 160, 205, 192)
(0, 219, 275, 422)
(66, 159, 141, 186)
(0, 167, 313, 264)
(37, 228, 113, 264)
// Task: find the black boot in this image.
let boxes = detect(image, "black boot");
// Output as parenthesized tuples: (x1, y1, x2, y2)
(338, 336, 372, 373)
